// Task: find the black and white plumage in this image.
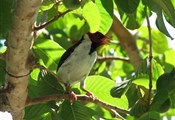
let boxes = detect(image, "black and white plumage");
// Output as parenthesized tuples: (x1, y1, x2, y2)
(56, 32, 108, 99)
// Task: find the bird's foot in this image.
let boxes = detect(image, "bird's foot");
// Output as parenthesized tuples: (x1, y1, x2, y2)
(65, 83, 77, 102)
(69, 91, 77, 101)
(86, 91, 95, 101)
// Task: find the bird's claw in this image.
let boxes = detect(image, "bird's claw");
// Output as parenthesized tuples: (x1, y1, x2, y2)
(86, 92, 95, 101)
(69, 91, 77, 101)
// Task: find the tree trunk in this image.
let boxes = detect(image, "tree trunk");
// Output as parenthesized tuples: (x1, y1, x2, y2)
(4, 0, 42, 119)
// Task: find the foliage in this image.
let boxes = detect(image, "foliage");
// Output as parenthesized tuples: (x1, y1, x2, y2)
(0, 0, 175, 119)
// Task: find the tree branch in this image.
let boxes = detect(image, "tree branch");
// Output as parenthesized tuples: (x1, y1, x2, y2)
(109, 14, 142, 70)
(26, 94, 130, 115)
(145, 6, 153, 106)
(33, 10, 71, 31)
(97, 56, 130, 63)
(5, 0, 42, 119)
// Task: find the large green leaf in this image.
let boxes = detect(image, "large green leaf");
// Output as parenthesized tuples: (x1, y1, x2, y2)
(59, 100, 95, 120)
(150, 89, 169, 112)
(153, 0, 175, 27)
(25, 104, 52, 120)
(136, 57, 164, 81)
(82, 1, 101, 33)
(114, 0, 140, 14)
(138, 27, 169, 54)
(130, 98, 149, 118)
(109, 61, 127, 79)
(46, 13, 85, 49)
(82, 75, 128, 109)
(138, 111, 160, 120)
(118, 1, 146, 29)
(28, 70, 64, 97)
(95, 0, 113, 34)
(163, 49, 175, 67)
(145, 0, 174, 39)
(133, 57, 164, 89)
(126, 84, 140, 108)
(33, 38, 65, 71)
(0, 0, 14, 34)
(156, 12, 173, 39)
(63, 0, 88, 10)
(40, 0, 54, 11)
(144, 0, 161, 13)
(156, 69, 175, 95)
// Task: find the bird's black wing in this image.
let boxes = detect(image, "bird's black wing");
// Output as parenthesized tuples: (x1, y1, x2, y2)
(57, 37, 84, 71)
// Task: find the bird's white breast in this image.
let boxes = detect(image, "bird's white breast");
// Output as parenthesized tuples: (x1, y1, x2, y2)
(57, 39, 97, 84)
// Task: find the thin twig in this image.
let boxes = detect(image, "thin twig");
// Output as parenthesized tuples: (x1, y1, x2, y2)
(145, 6, 153, 106)
(33, 10, 71, 31)
(97, 56, 130, 63)
(26, 94, 130, 115)
(109, 40, 120, 45)
(137, 36, 149, 43)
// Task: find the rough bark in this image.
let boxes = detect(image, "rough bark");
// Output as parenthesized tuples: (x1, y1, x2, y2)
(110, 15, 142, 70)
(4, 0, 42, 119)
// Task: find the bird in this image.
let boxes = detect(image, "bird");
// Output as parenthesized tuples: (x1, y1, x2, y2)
(56, 32, 109, 100)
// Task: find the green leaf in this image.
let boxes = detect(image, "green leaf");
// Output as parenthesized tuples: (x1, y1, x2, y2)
(156, 70, 175, 94)
(110, 80, 130, 98)
(152, 31, 169, 53)
(138, 27, 169, 53)
(133, 57, 164, 89)
(109, 61, 127, 79)
(156, 12, 173, 39)
(150, 89, 170, 112)
(144, 0, 161, 12)
(59, 100, 94, 120)
(114, 0, 140, 14)
(130, 98, 148, 118)
(119, 1, 145, 29)
(33, 38, 65, 71)
(138, 111, 160, 120)
(163, 49, 175, 67)
(63, 0, 88, 10)
(95, 0, 113, 34)
(84, 75, 128, 109)
(153, 0, 175, 27)
(83, 1, 101, 33)
(47, 13, 85, 49)
(136, 57, 164, 81)
(40, 0, 54, 11)
(35, 70, 64, 96)
(25, 104, 52, 119)
(132, 78, 157, 89)
(126, 84, 140, 108)
(0, 0, 14, 34)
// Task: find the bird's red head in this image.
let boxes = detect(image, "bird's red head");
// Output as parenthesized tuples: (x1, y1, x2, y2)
(87, 32, 110, 46)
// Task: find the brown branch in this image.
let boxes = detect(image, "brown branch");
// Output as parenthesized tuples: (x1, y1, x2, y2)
(33, 10, 71, 31)
(97, 56, 130, 63)
(26, 94, 130, 115)
(109, 14, 142, 70)
(145, 6, 153, 106)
